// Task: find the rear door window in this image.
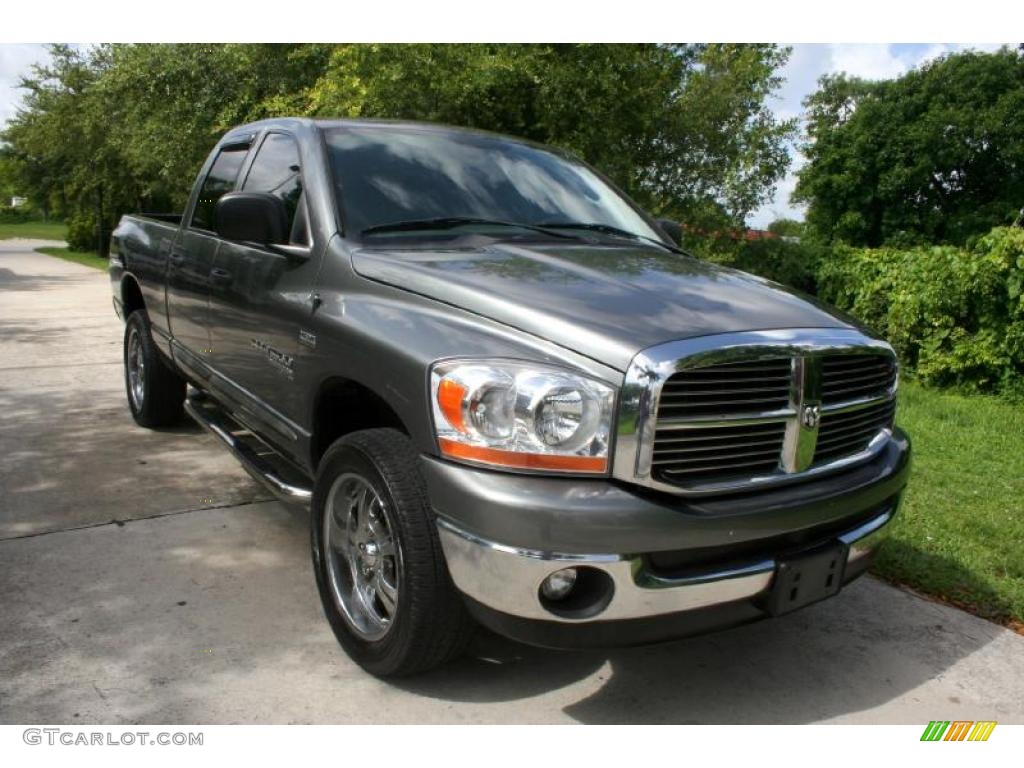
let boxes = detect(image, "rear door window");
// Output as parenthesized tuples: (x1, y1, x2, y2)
(190, 145, 249, 231)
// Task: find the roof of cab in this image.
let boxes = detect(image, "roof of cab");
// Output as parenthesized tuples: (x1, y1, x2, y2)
(221, 116, 542, 148)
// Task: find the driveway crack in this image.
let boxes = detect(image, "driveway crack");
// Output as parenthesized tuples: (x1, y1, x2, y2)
(0, 497, 276, 542)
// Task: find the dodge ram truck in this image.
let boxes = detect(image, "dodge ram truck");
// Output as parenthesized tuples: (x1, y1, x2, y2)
(110, 118, 911, 676)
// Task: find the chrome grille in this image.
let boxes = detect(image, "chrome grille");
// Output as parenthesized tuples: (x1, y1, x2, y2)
(652, 421, 786, 483)
(652, 359, 791, 484)
(657, 359, 792, 419)
(617, 330, 900, 495)
(813, 399, 896, 465)
(820, 354, 897, 404)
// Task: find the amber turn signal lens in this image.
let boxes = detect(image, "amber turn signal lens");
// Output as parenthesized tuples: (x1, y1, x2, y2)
(438, 437, 607, 473)
(437, 378, 468, 434)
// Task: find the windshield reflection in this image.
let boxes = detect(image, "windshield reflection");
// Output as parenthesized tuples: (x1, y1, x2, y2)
(325, 125, 662, 242)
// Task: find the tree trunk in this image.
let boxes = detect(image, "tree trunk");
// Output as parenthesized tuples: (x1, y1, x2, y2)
(96, 185, 105, 258)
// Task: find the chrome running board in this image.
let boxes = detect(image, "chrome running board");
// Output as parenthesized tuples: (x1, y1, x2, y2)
(185, 392, 313, 507)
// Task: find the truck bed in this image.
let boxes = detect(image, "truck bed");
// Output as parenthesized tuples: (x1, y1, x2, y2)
(134, 212, 183, 226)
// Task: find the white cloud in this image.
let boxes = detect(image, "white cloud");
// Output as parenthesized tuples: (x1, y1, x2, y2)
(748, 42, 1009, 229)
(829, 44, 910, 80)
(0, 44, 50, 130)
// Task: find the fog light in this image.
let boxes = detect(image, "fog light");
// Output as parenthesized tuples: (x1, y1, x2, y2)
(540, 568, 578, 601)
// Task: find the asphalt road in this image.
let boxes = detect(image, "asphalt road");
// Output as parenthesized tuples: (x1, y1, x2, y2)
(1, 241, 1022, 724)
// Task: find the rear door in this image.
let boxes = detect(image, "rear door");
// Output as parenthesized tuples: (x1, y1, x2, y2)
(207, 131, 319, 457)
(166, 140, 250, 361)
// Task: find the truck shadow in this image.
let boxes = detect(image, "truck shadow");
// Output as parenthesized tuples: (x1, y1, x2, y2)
(0, 384, 268, 539)
(396, 564, 1011, 723)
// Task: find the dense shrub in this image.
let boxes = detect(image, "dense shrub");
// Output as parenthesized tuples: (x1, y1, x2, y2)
(66, 211, 115, 254)
(0, 205, 32, 223)
(817, 227, 1024, 397)
(66, 213, 97, 252)
(698, 236, 824, 295)
(729, 237, 824, 295)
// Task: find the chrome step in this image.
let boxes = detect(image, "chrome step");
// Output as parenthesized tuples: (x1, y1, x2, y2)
(184, 392, 313, 507)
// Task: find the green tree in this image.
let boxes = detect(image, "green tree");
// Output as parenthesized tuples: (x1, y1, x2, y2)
(767, 218, 805, 238)
(1, 45, 124, 244)
(795, 48, 1024, 246)
(298, 44, 795, 227)
(2, 44, 796, 246)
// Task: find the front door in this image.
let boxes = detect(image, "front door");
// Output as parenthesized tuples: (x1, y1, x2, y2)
(206, 131, 319, 459)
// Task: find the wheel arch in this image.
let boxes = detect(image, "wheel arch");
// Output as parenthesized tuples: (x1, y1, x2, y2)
(309, 377, 412, 470)
(121, 273, 145, 318)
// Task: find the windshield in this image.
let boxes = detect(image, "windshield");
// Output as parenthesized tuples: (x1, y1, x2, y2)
(324, 125, 664, 243)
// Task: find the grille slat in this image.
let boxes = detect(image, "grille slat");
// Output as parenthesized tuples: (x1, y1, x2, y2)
(654, 434, 783, 451)
(821, 359, 892, 373)
(663, 376, 790, 387)
(653, 444, 782, 463)
(672, 361, 793, 373)
(659, 456, 781, 476)
(658, 395, 791, 412)
(659, 384, 794, 398)
(822, 369, 893, 385)
(823, 383, 892, 401)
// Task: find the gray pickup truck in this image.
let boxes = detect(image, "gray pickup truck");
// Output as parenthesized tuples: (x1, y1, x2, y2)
(110, 118, 911, 676)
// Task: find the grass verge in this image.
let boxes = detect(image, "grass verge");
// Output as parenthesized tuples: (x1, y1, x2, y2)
(0, 220, 68, 241)
(878, 381, 1024, 631)
(35, 246, 107, 270)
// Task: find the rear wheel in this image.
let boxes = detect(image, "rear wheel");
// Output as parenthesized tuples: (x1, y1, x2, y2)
(123, 310, 186, 427)
(311, 428, 475, 676)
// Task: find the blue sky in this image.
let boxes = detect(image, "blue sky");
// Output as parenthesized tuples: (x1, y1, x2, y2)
(0, 43, 1008, 224)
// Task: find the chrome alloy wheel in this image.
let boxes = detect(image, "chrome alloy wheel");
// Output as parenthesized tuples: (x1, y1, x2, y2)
(126, 326, 145, 411)
(323, 473, 401, 640)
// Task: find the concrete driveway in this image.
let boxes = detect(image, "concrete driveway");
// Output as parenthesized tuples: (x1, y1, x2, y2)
(1, 241, 1022, 724)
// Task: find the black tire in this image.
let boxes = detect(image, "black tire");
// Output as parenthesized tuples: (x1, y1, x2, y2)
(311, 428, 475, 676)
(123, 310, 186, 428)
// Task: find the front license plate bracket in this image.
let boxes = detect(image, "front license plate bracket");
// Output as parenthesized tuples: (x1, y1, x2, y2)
(765, 544, 847, 616)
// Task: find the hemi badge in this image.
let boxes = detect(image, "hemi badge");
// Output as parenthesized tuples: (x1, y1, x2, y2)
(299, 329, 317, 349)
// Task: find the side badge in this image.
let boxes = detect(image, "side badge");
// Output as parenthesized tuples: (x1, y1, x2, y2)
(299, 329, 317, 349)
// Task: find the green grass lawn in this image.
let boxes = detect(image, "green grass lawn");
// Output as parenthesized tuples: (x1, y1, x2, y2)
(34, 246, 107, 270)
(878, 381, 1024, 630)
(0, 220, 68, 241)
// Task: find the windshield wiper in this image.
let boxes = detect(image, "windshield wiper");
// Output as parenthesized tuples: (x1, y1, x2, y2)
(536, 221, 682, 253)
(361, 217, 580, 240)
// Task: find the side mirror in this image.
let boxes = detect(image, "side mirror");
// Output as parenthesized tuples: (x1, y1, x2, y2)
(656, 218, 683, 246)
(214, 192, 288, 245)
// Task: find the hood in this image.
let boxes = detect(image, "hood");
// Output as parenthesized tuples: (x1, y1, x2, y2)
(351, 241, 853, 371)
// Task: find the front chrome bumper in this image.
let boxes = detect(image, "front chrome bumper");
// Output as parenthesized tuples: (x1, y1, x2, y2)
(437, 507, 893, 625)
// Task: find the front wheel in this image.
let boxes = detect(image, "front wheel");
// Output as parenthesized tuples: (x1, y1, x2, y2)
(311, 428, 474, 676)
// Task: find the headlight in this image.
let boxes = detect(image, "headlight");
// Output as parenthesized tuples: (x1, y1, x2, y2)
(431, 360, 616, 474)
